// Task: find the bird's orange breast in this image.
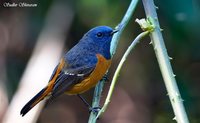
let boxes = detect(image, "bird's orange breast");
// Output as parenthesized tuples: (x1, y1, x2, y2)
(65, 54, 111, 95)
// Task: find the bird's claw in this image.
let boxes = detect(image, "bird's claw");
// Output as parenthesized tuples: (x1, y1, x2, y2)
(89, 107, 101, 113)
(101, 75, 109, 82)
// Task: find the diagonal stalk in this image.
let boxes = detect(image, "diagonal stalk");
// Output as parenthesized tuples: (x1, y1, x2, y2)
(88, 0, 139, 123)
(95, 31, 150, 120)
(142, 0, 190, 122)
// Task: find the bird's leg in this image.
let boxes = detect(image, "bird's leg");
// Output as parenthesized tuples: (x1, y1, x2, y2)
(77, 94, 101, 113)
(101, 74, 109, 82)
(77, 94, 91, 108)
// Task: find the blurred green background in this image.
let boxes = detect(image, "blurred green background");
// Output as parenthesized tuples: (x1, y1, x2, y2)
(0, 0, 200, 123)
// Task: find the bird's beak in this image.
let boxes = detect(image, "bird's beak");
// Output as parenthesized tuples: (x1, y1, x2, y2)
(111, 29, 119, 35)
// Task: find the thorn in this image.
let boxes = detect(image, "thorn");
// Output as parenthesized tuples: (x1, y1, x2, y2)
(176, 93, 181, 99)
(166, 93, 169, 96)
(173, 73, 176, 77)
(160, 28, 164, 31)
(149, 41, 153, 44)
(173, 116, 177, 121)
(176, 93, 184, 101)
(155, 5, 159, 9)
(169, 56, 173, 60)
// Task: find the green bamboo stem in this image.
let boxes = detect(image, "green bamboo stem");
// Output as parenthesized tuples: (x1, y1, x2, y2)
(88, 0, 139, 123)
(142, 0, 189, 123)
(95, 31, 150, 120)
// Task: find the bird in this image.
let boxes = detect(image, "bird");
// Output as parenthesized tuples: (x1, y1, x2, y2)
(20, 26, 118, 116)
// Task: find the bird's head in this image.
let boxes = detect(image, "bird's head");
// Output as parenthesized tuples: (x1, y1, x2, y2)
(81, 26, 118, 59)
(84, 26, 117, 45)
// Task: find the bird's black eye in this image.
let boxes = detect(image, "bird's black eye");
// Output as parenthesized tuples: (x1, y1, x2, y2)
(96, 32, 103, 37)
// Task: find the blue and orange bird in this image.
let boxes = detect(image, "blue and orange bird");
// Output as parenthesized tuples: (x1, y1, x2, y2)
(20, 26, 118, 116)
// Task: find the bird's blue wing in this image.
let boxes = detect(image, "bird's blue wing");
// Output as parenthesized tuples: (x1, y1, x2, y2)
(50, 64, 96, 99)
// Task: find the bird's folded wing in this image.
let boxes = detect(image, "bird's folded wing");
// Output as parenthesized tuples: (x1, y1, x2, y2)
(50, 64, 95, 99)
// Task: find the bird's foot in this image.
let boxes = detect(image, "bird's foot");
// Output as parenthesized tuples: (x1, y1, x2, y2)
(101, 75, 109, 82)
(89, 106, 101, 113)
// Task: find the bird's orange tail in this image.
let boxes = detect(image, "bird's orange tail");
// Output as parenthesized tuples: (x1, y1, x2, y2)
(20, 87, 48, 116)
